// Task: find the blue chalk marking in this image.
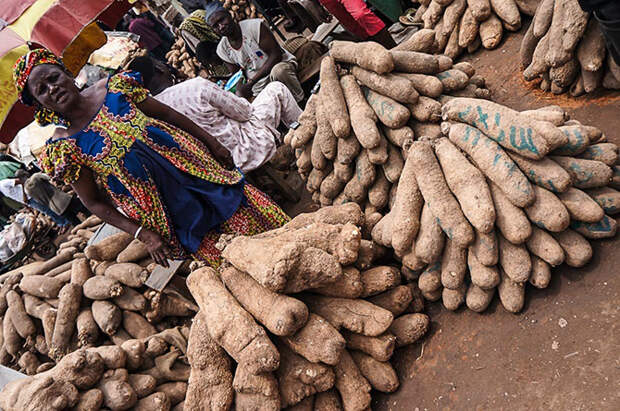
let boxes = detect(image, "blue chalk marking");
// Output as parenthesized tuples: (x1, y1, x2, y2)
(476, 106, 489, 130)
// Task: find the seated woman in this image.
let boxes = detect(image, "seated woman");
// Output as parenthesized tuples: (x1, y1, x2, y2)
(13, 49, 290, 267)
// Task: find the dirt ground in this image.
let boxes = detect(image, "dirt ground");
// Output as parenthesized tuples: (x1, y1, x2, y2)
(368, 26, 620, 411)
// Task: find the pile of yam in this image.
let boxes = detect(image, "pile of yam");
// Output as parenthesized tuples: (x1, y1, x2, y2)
(165, 38, 208, 80)
(222, 0, 260, 21)
(402, 0, 540, 59)
(0, 215, 197, 410)
(520, 0, 620, 95)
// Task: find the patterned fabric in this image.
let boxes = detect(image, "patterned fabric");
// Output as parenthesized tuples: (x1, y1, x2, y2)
(179, 10, 220, 44)
(154, 79, 302, 172)
(39, 71, 289, 265)
(13, 48, 70, 127)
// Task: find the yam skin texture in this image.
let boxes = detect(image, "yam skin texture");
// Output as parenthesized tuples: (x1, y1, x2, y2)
(393, 28, 437, 52)
(363, 87, 411, 128)
(70, 258, 93, 286)
(547, 0, 589, 67)
(75, 388, 104, 411)
(157, 382, 187, 405)
(446, 122, 535, 208)
(142, 349, 191, 383)
(466, 284, 495, 312)
(128, 374, 157, 399)
(39, 349, 105, 389)
(284, 203, 364, 230)
(498, 268, 525, 313)
(275, 340, 335, 408)
(83, 275, 124, 300)
(353, 66, 419, 104)
(415, 203, 446, 264)
(390, 50, 440, 74)
(312, 267, 363, 299)
(342, 331, 396, 362)
(532, 0, 554, 37)
(221, 265, 308, 337)
(359, 266, 401, 298)
(185, 311, 233, 411)
(526, 226, 565, 266)
(508, 151, 572, 193)
(459, 8, 480, 47)
(437, 69, 470, 93)
(529, 255, 552, 289)
(471, 228, 498, 266)
(86, 346, 127, 370)
(571, 215, 617, 239)
(320, 56, 350, 139)
(0, 375, 79, 411)
(333, 350, 371, 411)
(123, 311, 157, 339)
(551, 229, 593, 267)
(489, 181, 532, 244)
(577, 18, 607, 72)
(391, 146, 424, 255)
(395, 73, 444, 98)
(329, 41, 394, 74)
(340, 77, 381, 150)
(117, 239, 150, 263)
(19, 275, 65, 299)
(18, 351, 40, 375)
(92, 300, 122, 336)
(442, 283, 467, 311)
(84, 232, 133, 261)
(291, 96, 317, 149)
(22, 294, 52, 320)
(467, 0, 492, 21)
(121, 339, 145, 371)
(0, 272, 22, 316)
(435, 137, 496, 233)
(498, 234, 532, 283)
(579, 143, 619, 166)
(314, 389, 343, 411)
(490, 0, 521, 28)
(105, 263, 149, 288)
(187, 267, 279, 375)
(383, 143, 405, 183)
(315, 92, 338, 160)
(367, 285, 414, 316)
(42, 309, 57, 354)
(553, 125, 594, 155)
(368, 169, 390, 209)
(441, 239, 468, 289)
(409, 140, 474, 247)
(134, 392, 170, 411)
(113, 287, 147, 311)
(480, 14, 503, 49)
(587, 187, 620, 215)
(558, 187, 605, 223)
(442, 98, 558, 160)
(5, 290, 35, 339)
(50, 283, 82, 360)
(524, 185, 571, 232)
(321, 171, 346, 200)
(302, 295, 393, 337)
(28, 249, 75, 276)
(418, 262, 442, 293)
(282, 313, 345, 366)
(468, 247, 500, 289)
(521, 106, 568, 126)
(222, 235, 343, 294)
(350, 350, 399, 393)
(520, 22, 538, 68)
(232, 366, 280, 410)
(98, 376, 138, 411)
(387, 313, 429, 347)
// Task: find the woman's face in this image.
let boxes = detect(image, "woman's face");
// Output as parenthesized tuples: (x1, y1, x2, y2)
(26, 64, 80, 114)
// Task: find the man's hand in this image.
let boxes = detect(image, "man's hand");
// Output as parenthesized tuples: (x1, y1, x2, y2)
(236, 81, 254, 99)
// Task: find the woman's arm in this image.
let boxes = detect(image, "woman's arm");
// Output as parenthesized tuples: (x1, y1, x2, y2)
(71, 168, 171, 266)
(137, 95, 234, 169)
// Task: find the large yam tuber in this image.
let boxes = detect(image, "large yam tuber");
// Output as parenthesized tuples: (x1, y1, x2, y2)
(19, 275, 65, 298)
(334, 350, 371, 411)
(529, 256, 552, 289)
(441, 239, 468, 289)
(134, 392, 170, 411)
(92, 300, 122, 336)
(6, 290, 35, 339)
(187, 267, 279, 374)
(329, 41, 394, 74)
(498, 234, 531, 283)
(466, 283, 495, 312)
(105, 263, 148, 288)
(498, 268, 525, 313)
(579, 143, 619, 166)
(75, 388, 104, 411)
(83, 276, 124, 300)
(312, 267, 363, 299)
(507, 152, 572, 193)
(84, 232, 133, 261)
(551, 229, 593, 267)
(489, 181, 532, 244)
(70, 258, 93, 286)
(77, 308, 99, 347)
(342, 331, 396, 362)
(387, 313, 429, 347)
(587, 187, 620, 215)
(526, 226, 565, 266)
(524, 185, 570, 232)
(415, 203, 446, 264)
(350, 350, 399, 393)
(50, 283, 81, 360)
(470, 228, 498, 266)
(233, 365, 280, 410)
(390, 50, 440, 74)
(282, 313, 345, 366)
(367, 285, 413, 316)
(352, 66, 419, 104)
(558, 187, 605, 222)
(98, 373, 138, 411)
(320, 56, 350, 139)
(468, 247, 500, 289)
(123, 311, 157, 339)
(363, 88, 410, 129)
(117, 240, 150, 263)
(551, 156, 613, 189)
(571, 215, 617, 239)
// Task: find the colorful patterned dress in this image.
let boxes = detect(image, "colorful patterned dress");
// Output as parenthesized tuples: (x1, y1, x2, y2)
(39, 71, 289, 266)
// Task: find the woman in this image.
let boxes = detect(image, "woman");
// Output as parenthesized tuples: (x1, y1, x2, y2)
(13, 49, 289, 267)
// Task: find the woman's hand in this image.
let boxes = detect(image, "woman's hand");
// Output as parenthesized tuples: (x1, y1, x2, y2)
(236, 82, 254, 100)
(138, 228, 171, 268)
(211, 144, 235, 169)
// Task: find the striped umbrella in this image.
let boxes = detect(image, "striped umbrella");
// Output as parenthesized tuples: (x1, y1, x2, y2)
(0, 0, 132, 143)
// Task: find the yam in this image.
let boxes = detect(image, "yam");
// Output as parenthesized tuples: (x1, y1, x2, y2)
(587, 187, 620, 215)
(350, 350, 399, 393)
(394, 73, 443, 98)
(387, 313, 429, 347)
(551, 229, 593, 267)
(442, 283, 467, 310)
(552, 156, 613, 189)
(558, 187, 605, 223)
(105, 263, 148, 288)
(498, 268, 525, 313)
(84, 232, 133, 261)
(117, 240, 150, 263)
(467, 247, 500, 289)
(579, 143, 619, 166)
(489, 181, 532, 244)
(507, 151, 571, 193)
(390, 51, 440, 74)
(414, 203, 446, 264)
(479, 14, 503, 49)
(570, 215, 617, 239)
(525, 226, 565, 266)
(282, 313, 345, 366)
(92, 300, 122, 336)
(529, 256, 552, 289)
(50, 283, 81, 360)
(83, 276, 124, 300)
(465, 283, 494, 312)
(329, 41, 394, 74)
(498, 234, 531, 282)
(19, 275, 65, 299)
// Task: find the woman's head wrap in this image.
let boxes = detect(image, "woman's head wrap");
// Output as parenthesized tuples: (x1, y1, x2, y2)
(13, 49, 70, 127)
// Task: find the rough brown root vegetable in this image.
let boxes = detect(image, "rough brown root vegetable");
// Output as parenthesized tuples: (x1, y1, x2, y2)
(19, 275, 65, 298)
(418, 262, 442, 294)
(329, 40, 394, 74)
(349, 350, 399, 393)
(302, 294, 393, 337)
(367, 169, 390, 209)
(85, 346, 127, 370)
(382, 143, 405, 183)
(143, 349, 191, 383)
(307, 168, 329, 193)
(520, 22, 538, 69)
(84, 232, 133, 261)
(2, 309, 22, 357)
(120, 339, 145, 372)
(22, 294, 51, 320)
(479, 14, 503, 48)
(387, 313, 430, 347)
(439, 239, 467, 290)
(531, 0, 553, 37)
(355, 239, 381, 270)
(123, 311, 157, 339)
(185, 311, 233, 411)
(525, 226, 565, 266)
(320, 57, 350, 138)
(358, 266, 400, 298)
(571, 215, 618, 239)
(498, 234, 532, 282)
(442, 283, 467, 310)
(470, 228, 498, 266)
(587, 187, 620, 215)
(411, 121, 442, 141)
(0, 375, 79, 411)
(339, 80, 381, 150)
(579, 143, 619, 166)
(187, 267, 279, 374)
(414, 203, 446, 264)
(315, 94, 338, 160)
(521, 106, 568, 126)
(468, 248, 500, 289)
(321, 171, 347, 200)
(143, 290, 197, 324)
(17, 351, 39, 375)
(127, 374, 157, 398)
(314, 389, 343, 410)
(489, 181, 532, 244)
(393, 28, 437, 52)
(367, 285, 413, 316)
(232, 366, 280, 410)
(38, 349, 106, 389)
(75, 388, 104, 411)
(390, 50, 441, 74)
(390, 148, 423, 255)
(92, 300, 122, 336)
(437, 69, 470, 93)
(49, 283, 81, 360)
(285, 203, 364, 230)
(113, 287, 147, 311)
(312, 267, 363, 298)
(333, 350, 371, 411)
(98, 373, 138, 411)
(342, 331, 396, 362)
(553, 125, 597, 155)
(557, 187, 605, 223)
(290, 98, 317, 149)
(5, 290, 35, 339)
(498, 268, 525, 313)
(524, 185, 571, 232)
(361, 88, 411, 130)
(83, 276, 124, 300)
(446, 122, 535, 207)
(221, 265, 308, 336)
(94, 260, 115, 276)
(222, 236, 342, 294)
(156, 382, 187, 405)
(42, 308, 56, 353)
(551, 229, 593, 267)
(28, 250, 75, 276)
(468, 0, 492, 21)
(466, 283, 495, 312)
(395, 73, 444, 98)
(70, 258, 93, 286)
(507, 152, 572, 193)
(133, 391, 170, 411)
(76, 308, 99, 348)
(105, 263, 149, 288)
(282, 313, 345, 366)
(117, 240, 150, 263)
(527, 255, 551, 289)
(409, 140, 474, 246)
(0, 272, 22, 315)
(275, 340, 335, 408)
